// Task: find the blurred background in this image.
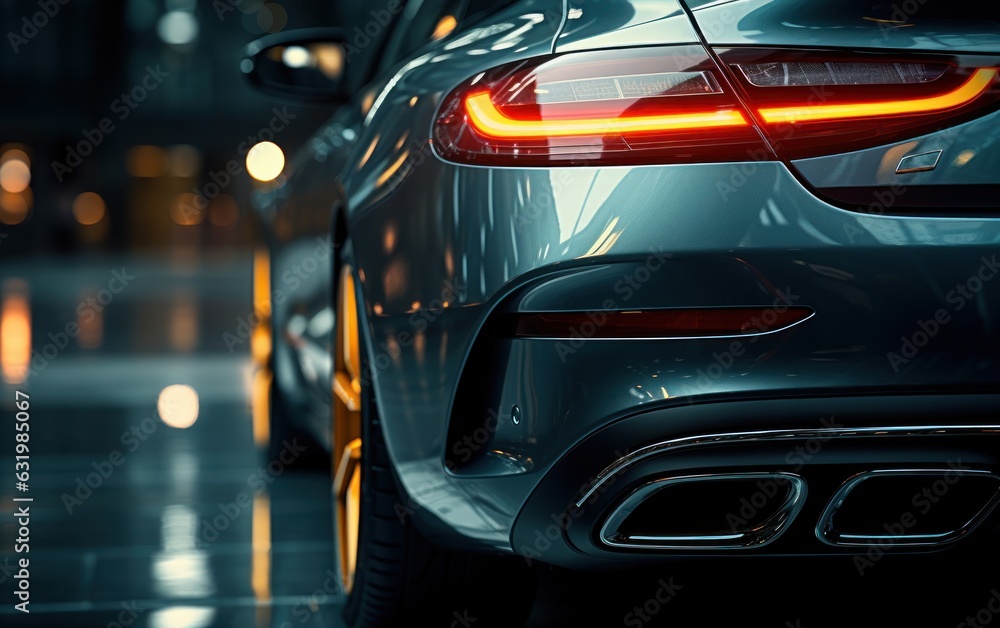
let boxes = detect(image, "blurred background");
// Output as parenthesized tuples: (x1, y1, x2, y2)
(0, 0, 346, 256)
(0, 2, 350, 626)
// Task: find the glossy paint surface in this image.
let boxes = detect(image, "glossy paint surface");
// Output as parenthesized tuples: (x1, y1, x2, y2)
(685, 0, 1000, 52)
(555, 0, 698, 52)
(266, 0, 1000, 553)
(793, 109, 1000, 189)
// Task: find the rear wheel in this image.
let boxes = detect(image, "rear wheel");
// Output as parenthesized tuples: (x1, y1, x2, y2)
(332, 255, 537, 627)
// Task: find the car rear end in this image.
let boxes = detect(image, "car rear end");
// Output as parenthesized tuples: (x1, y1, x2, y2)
(348, 0, 1000, 567)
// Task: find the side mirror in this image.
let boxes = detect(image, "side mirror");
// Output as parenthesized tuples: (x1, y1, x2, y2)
(241, 28, 350, 103)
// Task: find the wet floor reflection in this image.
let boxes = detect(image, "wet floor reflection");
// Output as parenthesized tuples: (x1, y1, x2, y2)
(0, 255, 343, 627)
(0, 279, 30, 385)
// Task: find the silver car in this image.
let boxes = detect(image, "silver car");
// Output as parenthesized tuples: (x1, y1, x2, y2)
(243, 0, 1000, 624)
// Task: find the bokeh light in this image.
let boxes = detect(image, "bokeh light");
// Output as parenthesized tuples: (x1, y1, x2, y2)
(0, 158, 31, 194)
(157, 384, 200, 428)
(1, 281, 31, 385)
(72, 192, 107, 225)
(1, 148, 30, 167)
(170, 193, 204, 226)
(157, 11, 199, 46)
(282, 45, 310, 68)
(0, 191, 30, 225)
(246, 141, 284, 182)
(314, 43, 344, 79)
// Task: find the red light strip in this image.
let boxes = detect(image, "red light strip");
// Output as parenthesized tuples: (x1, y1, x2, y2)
(507, 307, 814, 339)
(464, 91, 748, 139)
(758, 68, 997, 124)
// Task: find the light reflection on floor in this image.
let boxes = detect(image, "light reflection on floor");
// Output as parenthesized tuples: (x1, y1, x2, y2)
(0, 255, 344, 627)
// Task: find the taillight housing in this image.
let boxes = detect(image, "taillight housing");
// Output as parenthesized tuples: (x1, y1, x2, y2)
(433, 46, 1000, 167)
(433, 46, 773, 166)
(721, 48, 1000, 160)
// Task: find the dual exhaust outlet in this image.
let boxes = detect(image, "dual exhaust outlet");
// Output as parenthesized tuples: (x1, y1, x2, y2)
(600, 469, 1000, 550)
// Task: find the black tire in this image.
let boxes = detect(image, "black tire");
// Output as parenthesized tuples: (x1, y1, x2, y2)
(341, 325, 537, 627)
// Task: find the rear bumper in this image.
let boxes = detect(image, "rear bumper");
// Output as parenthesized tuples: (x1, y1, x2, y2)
(351, 156, 1000, 553)
(510, 391, 1000, 569)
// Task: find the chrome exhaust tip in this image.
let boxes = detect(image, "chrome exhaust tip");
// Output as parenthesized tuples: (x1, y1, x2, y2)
(599, 472, 807, 550)
(816, 468, 1000, 547)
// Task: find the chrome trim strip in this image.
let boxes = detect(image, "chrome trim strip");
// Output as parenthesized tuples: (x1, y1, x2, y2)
(816, 468, 1000, 547)
(576, 425, 1000, 508)
(599, 472, 807, 550)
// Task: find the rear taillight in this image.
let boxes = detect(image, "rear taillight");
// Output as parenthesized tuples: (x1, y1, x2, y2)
(434, 47, 1000, 166)
(722, 49, 1000, 160)
(433, 46, 773, 166)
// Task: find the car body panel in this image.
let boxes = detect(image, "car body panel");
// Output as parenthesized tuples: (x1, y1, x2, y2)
(347, 146, 1000, 547)
(683, 0, 1000, 53)
(263, 0, 1000, 554)
(555, 0, 698, 52)
(792, 110, 1000, 191)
